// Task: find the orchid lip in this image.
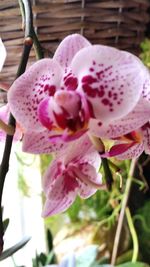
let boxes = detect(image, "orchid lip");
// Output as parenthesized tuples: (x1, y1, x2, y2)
(49, 127, 88, 142)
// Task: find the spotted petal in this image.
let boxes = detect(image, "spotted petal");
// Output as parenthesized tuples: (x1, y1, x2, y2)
(116, 143, 144, 160)
(62, 134, 93, 164)
(0, 38, 6, 71)
(0, 104, 9, 140)
(76, 164, 103, 198)
(0, 104, 22, 141)
(42, 172, 78, 217)
(8, 59, 63, 132)
(71, 45, 147, 122)
(23, 129, 66, 154)
(89, 94, 150, 139)
(102, 142, 137, 158)
(54, 33, 91, 71)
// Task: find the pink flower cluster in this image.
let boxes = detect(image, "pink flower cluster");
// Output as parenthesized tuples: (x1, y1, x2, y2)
(1, 34, 150, 216)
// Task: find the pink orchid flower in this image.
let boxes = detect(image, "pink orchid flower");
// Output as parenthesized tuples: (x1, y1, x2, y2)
(0, 104, 23, 141)
(0, 39, 13, 138)
(102, 122, 150, 160)
(0, 38, 22, 140)
(42, 135, 103, 217)
(8, 34, 149, 154)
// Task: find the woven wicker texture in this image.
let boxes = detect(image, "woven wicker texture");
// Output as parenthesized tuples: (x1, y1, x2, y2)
(0, 0, 150, 84)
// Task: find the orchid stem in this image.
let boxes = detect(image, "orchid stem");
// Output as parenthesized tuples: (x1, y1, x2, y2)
(0, 0, 34, 253)
(101, 158, 113, 191)
(32, 30, 44, 59)
(111, 158, 137, 265)
(19, 0, 44, 59)
(126, 207, 139, 262)
(22, 0, 33, 38)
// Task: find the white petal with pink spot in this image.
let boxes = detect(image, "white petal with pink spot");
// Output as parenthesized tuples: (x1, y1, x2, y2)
(71, 45, 147, 122)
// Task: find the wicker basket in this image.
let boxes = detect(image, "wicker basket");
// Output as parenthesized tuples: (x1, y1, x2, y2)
(0, 0, 150, 84)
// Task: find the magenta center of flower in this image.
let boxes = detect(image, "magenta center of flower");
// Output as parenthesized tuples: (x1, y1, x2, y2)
(38, 90, 92, 139)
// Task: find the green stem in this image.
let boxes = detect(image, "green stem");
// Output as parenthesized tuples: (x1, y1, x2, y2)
(19, 0, 44, 59)
(111, 158, 137, 265)
(22, 0, 33, 38)
(0, 0, 34, 254)
(126, 207, 139, 262)
(101, 158, 113, 191)
(32, 30, 44, 59)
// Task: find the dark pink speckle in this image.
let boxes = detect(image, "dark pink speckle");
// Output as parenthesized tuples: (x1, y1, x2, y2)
(82, 75, 97, 84)
(98, 122, 102, 127)
(102, 98, 110, 105)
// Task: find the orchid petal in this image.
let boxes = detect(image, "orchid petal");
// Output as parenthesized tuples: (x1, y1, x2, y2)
(38, 98, 55, 130)
(54, 34, 91, 71)
(141, 123, 150, 155)
(61, 134, 93, 164)
(116, 143, 144, 160)
(0, 38, 6, 71)
(141, 74, 150, 103)
(23, 130, 66, 154)
(8, 59, 63, 132)
(0, 104, 22, 141)
(102, 142, 137, 158)
(71, 45, 147, 122)
(42, 172, 78, 217)
(89, 96, 150, 139)
(79, 148, 101, 172)
(0, 104, 9, 122)
(0, 104, 9, 140)
(76, 164, 103, 198)
(42, 159, 63, 195)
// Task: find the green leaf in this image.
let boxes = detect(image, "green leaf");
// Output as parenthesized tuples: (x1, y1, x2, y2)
(46, 229, 53, 252)
(116, 262, 149, 267)
(38, 252, 47, 265)
(0, 236, 31, 261)
(3, 218, 9, 233)
(45, 251, 55, 265)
